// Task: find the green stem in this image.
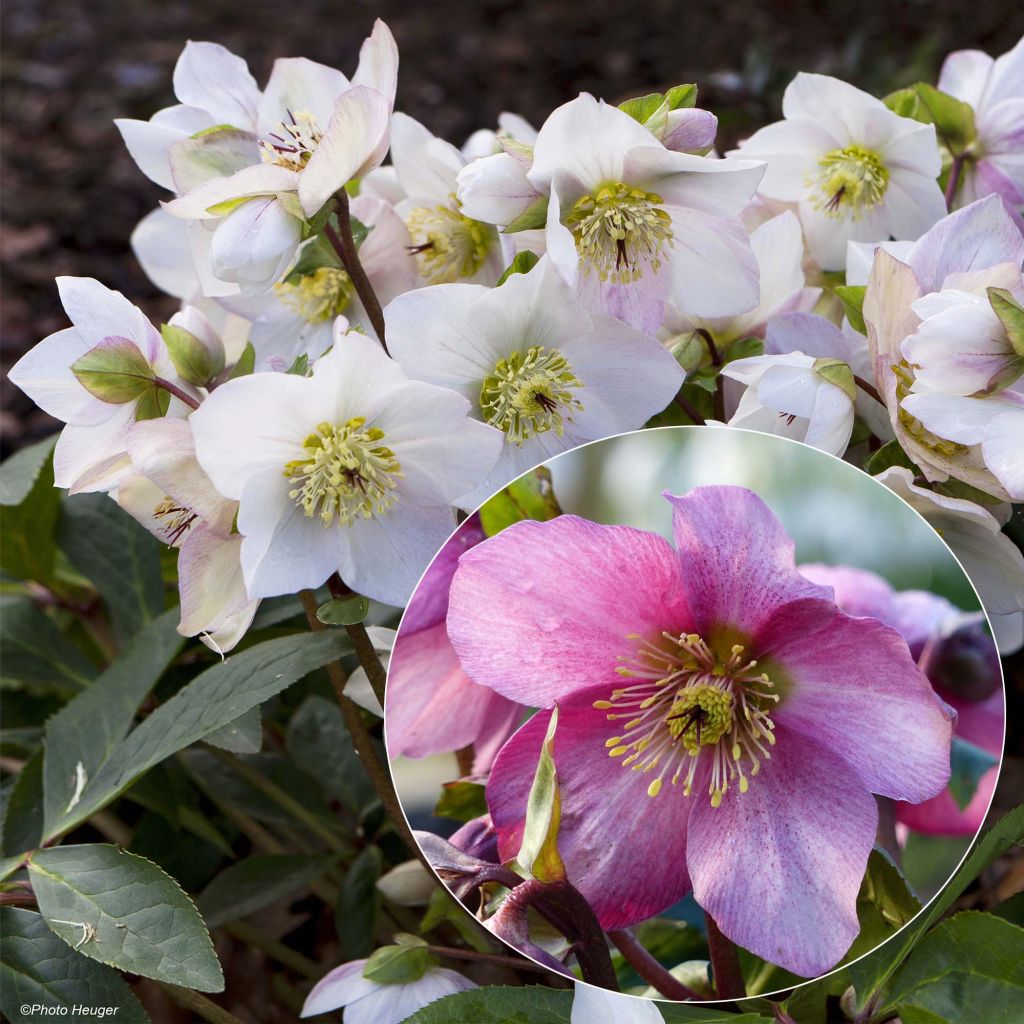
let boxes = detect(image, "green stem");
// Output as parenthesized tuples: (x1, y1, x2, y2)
(425, 944, 551, 975)
(326, 574, 387, 708)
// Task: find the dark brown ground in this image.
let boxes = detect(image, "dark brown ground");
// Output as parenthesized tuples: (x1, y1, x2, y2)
(2, 0, 1022, 448)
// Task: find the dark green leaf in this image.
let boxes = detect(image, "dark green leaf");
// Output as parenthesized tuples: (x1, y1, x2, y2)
(722, 336, 764, 363)
(865, 439, 920, 476)
(479, 466, 562, 536)
(0, 435, 57, 505)
(282, 234, 343, 285)
(71, 338, 156, 403)
(286, 696, 375, 812)
(914, 83, 978, 154)
(0, 449, 60, 583)
(42, 610, 184, 840)
(198, 854, 337, 928)
(58, 493, 165, 641)
(227, 341, 256, 380)
(0, 600, 97, 695)
(887, 912, 1024, 1023)
(335, 846, 382, 959)
(202, 706, 262, 754)
(496, 250, 540, 286)
(948, 736, 998, 810)
(47, 632, 348, 838)
(285, 353, 310, 376)
(992, 892, 1024, 928)
(0, 907, 149, 1023)
(434, 780, 488, 822)
(29, 844, 223, 992)
(846, 848, 921, 962)
(1, 749, 44, 859)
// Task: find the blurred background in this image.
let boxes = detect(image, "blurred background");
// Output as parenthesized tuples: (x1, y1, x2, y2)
(2, 0, 1022, 451)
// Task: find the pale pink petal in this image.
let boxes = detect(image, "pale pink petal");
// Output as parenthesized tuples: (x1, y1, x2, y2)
(938, 49, 994, 107)
(662, 107, 718, 152)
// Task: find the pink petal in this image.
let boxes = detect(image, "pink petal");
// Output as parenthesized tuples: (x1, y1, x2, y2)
(770, 612, 955, 802)
(665, 486, 833, 642)
(487, 689, 693, 929)
(686, 724, 877, 978)
(447, 515, 692, 708)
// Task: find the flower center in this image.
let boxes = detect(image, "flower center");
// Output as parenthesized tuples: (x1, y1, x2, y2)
(274, 267, 355, 323)
(892, 360, 969, 457)
(812, 144, 889, 218)
(596, 633, 779, 807)
(153, 497, 196, 545)
(283, 418, 402, 526)
(260, 110, 323, 171)
(566, 182, 674, 284)
(479, 346, 585, 446)
(405, 199, 493, 284)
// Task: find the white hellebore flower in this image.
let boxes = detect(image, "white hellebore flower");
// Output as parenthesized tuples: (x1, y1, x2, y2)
(938, 36, 1024, 224)
(734, 73, 946, 270)
(457, 92, 765, 333)
(571, 984, 666, 1024)
(864, 195, 1024, 501)
(387, 112, 505, 285)
(300, 958, 476, 1024)
(117, 417, 258, 654)
(161, 21, 398, 293)
(8, 277, 193, 494)
(189, 328, 502, 606)
(878, 466, 1024, 654)
(385, 257, 686, 507)
(663, 210, 819, 345)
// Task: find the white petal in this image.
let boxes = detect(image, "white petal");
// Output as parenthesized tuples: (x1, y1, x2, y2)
(884, 168, 947, 240)
(55, 276, 157, 356)
(54, 406, 136, 493)
(115, 116, 192, 191)
(351, 19, 399, 107)
(131, 208, 199, 300)
(210, 198, 301, 285)
(350, 194, 418, 305)
(299, 86, 391, 217)
(571, 985, 665, 1024)
(390, 112, 465, 203)
(258, 57, 349, 136)
(177, 526, 254, 639)
(733, 119, 835, 201)
(983, 406, 1024, 499)
(939, 49, 994, 107)
(456, 151, 543, 226)
(164, 164, 300, 219)
(172, 41, 260, 128)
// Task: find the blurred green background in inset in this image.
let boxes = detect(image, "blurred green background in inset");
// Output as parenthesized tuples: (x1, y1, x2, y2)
(550, 427, 981, 609)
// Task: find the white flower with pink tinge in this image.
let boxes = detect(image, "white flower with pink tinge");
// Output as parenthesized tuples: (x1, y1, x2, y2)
(456, 92, 765, 334)
(733, 73, 945, 270)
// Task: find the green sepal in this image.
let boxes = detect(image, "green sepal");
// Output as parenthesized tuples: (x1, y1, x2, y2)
(362, 935, 435, 985)
(205, 194, 257, 218)
(72, 337, 157, 404)
(190, 123, 238, 140)
(511, 706, 566, 883)
(497, 135, 534, 164)
(618, 92, 666, 125)
(134, 386, 171, 421)
(988, 287, 1024, 358)
(316, 594, 369, 626)
(833, 284, 868, 335)
(664, 83, 699, 109)
(813, 358, 857, 402)
(285, 353, 310, 377)
(284, 236, 343, 288)
(914, 82, 978, 155)
(160, 324, 222, 386)
(496, 251, 540, 285)
(883, 87, 921, 119)
(502, 196, 548, 234)
(227, 342, 256, 380)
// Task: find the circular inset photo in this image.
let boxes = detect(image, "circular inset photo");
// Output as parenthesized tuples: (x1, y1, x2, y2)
(384, 427, 1004, 1001)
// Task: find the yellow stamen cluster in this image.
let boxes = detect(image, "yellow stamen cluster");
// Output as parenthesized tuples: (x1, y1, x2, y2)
(566, 182, 673, 284)
(283, 418, 402, 526)
(260, 110, 323, 171)
(596, 633, 779, 807)
(892, 359, 968, 457)
(274, 267, 355, 323)
(811, 144, 889, 219)
(479, 346, 585, 446)
(153, 497, 196, 545)
(405, 199, 493, 283)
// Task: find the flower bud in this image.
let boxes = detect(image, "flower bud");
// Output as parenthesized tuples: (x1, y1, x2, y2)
(376, 860, 437, 907)
(921, 616, 1001, 702)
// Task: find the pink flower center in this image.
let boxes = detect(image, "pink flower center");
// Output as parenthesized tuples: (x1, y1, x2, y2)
(594, 633, 779, 807)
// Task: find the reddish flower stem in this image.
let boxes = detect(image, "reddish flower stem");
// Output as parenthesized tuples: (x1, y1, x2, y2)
(674, 389, 707, 426)
(608, 928, 703, 1000)
(705, 911, 746, 1000)
(326, 573, 386, 708)
(323, 190, 390, 355)
(153, 377, 200, 410)
(944, 155, 965, 211)
(854, 374, 883, 404)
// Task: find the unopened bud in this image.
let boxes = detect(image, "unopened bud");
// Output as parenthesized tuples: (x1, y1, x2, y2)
(921, 616, 1001, 702)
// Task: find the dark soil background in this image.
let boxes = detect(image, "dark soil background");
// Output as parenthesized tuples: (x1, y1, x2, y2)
(3, 0, 1022, 449)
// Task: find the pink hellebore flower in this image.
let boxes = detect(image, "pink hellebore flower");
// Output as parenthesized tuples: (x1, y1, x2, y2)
(385, 515, 522, 773)
(447, 487, 954, 977)
(938, 36, 1024, 226)
(800, 564, 1004, 838)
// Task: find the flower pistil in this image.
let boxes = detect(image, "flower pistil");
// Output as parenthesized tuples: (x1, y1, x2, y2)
(405, 198, 493, 283)
(260, 110, 323, 171)
(811, 144, 889, 219)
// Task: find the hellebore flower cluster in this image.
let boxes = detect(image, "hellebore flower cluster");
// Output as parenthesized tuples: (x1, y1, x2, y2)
(445, 486, 954, 976)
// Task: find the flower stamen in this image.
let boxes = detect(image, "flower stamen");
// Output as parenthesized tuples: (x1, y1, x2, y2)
(405, 198, 493, 283)
(274, 267, 355, 323)
(260, 109, 323, 171)
(810, 144, 889, 220)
